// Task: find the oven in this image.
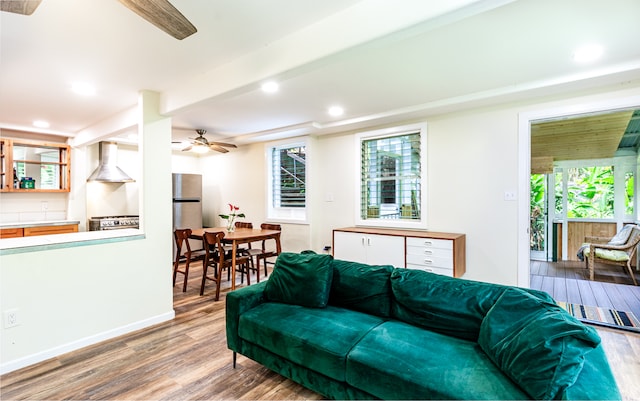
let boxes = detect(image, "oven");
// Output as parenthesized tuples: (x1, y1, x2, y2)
(88, 215, 140, 231)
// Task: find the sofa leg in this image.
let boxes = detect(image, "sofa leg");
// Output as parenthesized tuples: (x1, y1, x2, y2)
(232, 352, 237, 368)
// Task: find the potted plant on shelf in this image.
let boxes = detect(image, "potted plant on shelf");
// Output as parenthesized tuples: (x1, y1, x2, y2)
(219, 204, 245, 232)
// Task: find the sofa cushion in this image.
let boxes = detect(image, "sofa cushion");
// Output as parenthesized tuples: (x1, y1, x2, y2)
(264, 252, 334, 308)
(238, 302, 384, 382)
(346, 320, 529, 400)
(390, 269, 554, 341)
(478, 288, 601, 400)
(329, 259, 394, 317)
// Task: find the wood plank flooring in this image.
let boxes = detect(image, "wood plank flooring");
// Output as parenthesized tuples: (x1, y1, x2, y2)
(530, 260, 640, 318)
(1, 264, 639, 400)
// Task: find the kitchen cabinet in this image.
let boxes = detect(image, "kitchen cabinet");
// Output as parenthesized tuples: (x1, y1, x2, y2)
(0, 138, 71, 192)
(333, 227, 466, 277)
(0, 223, 78, 238)
(333, 230, 405, 267)
(0, 227, 24, 239)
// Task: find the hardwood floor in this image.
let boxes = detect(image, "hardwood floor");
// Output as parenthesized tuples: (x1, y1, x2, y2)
(1, 263, 639, 400)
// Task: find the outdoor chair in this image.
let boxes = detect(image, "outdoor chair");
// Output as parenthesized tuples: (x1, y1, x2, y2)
(582, 224, 640, 286)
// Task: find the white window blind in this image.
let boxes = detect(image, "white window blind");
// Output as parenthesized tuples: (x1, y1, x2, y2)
(357, 124, 426, 228)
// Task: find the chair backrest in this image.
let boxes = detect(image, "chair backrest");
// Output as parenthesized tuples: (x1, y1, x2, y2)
(235, 221, 253, 229)
(174, 228, 193, 253)
(261, 223, 281, 231)
(623, 225, 640, 254)
(260, 223, 281, 253)
(203, 231, 227, 264)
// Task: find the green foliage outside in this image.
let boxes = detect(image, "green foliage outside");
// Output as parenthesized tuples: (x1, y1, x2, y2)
(530, 174, 545, 251)
(565, 166, 614, 218)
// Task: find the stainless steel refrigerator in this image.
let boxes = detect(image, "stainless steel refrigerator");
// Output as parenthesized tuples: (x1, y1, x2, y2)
(172, 173, 203, 253)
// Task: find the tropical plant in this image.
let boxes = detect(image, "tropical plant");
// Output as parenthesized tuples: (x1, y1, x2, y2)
(530, 174, 545, 251)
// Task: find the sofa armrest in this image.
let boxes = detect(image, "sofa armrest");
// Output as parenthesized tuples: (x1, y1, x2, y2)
(226, 281, 268, 352)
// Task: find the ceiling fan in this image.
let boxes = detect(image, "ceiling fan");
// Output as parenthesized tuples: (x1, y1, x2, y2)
(0, 0, 197, 40)
(176, 129, 238, 154)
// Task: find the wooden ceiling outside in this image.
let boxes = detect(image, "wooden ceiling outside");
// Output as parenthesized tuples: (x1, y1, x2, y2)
(531, 110, 634, 165)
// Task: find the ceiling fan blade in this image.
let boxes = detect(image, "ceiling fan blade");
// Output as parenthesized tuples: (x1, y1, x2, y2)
(0, 0, 42, 15)
(118, 0, 197, 40)
(181, 145, 193, 152)
(210, 144, 229, 153)
(209, 141, 237, 149)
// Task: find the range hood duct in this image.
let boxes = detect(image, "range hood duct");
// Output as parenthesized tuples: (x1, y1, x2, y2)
(87, 141, 135, 183)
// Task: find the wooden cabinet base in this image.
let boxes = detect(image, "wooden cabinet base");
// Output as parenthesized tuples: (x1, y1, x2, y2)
(0, 227, 24, 238)
(23, 224, 78, 237)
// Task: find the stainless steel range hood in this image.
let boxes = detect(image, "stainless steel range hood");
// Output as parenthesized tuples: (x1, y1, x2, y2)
(87, 141, 135, 183)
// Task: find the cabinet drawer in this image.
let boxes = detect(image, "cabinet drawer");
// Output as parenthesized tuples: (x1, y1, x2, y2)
(0, 227, 24, 238)
(406, 237, 452, 250)
(406, 253, 453, 269)
(406, 245, 451, 259)
(23, 224, 78, 237)
(406, 264, 453, 277)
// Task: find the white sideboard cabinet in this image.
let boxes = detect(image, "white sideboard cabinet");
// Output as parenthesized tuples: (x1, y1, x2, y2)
(333, 227, 466, 277)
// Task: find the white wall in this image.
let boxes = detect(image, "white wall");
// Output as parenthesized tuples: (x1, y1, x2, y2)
(0, 93, 175, 373)
(194, 83, 640, 286)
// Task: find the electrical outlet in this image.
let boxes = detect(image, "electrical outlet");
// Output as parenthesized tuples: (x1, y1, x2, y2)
(4, 309, 20, 328)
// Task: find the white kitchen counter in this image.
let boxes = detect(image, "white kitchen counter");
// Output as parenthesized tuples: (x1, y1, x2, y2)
(0, 229, 144, 255)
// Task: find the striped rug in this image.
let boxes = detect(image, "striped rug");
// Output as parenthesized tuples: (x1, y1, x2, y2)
(558, 302, 640, 332)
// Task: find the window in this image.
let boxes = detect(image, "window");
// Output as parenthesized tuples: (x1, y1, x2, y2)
(356, 123, 426, 228)
(266, 140, 307, 222)
(566, 166, 614, 218)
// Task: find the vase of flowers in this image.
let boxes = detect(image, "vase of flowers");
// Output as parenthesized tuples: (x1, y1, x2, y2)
(219, 204, 245, 232)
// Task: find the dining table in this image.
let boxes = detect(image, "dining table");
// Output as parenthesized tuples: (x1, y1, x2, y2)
(189, 227, 282, 290)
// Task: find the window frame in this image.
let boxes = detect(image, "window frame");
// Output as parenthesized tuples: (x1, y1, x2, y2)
(355, 123, 427, 229)
(265, 138, 309, 224)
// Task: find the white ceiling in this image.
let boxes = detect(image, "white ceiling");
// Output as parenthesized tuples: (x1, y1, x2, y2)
(2, 0, 640, 147)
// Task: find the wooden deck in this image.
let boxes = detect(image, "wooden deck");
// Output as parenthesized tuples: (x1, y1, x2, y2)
(530, 259, 640, 318)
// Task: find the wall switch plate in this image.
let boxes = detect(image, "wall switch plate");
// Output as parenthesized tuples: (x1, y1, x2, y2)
(4, 309, 20, 328)
(504, 191, 517, 201)
(41, 201, 48, 211)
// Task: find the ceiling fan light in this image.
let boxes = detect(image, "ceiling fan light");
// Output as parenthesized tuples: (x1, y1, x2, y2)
(192, 144, 209, 154)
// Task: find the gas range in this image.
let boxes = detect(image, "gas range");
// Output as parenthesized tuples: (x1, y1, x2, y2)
(88, 215, 140, 231)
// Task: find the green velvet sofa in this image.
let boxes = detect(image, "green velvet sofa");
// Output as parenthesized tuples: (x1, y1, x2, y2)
(226, 252, 621, 400)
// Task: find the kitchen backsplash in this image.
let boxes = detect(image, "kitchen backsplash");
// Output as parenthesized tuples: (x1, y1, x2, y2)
(0, 192, 68, 224)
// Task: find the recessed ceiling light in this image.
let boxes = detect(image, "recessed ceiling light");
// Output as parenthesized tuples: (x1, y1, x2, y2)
(33, 120, 50, 128)
(71, 82, 96, 96)
(573, 44, 604, 63)
(261, 81, 279, 93)
(328, 106, 344, 117)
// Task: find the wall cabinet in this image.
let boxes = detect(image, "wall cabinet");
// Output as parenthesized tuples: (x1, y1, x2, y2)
(333, 227, 466, 277)
(0, 138, 71, 192)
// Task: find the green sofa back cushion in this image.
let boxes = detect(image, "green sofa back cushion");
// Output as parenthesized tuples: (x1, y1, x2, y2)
(478, 287, 601, 400)
(390, 269, 556, 341)
(264, 252, 334, 308)
(329, 259, 394, 317)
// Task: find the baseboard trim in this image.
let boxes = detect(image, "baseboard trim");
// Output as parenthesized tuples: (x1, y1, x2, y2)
(0, 310, 175, 375)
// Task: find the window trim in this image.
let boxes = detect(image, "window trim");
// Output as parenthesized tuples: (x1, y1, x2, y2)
(265, 138, 309, 224)
(355, 123, 427, 229)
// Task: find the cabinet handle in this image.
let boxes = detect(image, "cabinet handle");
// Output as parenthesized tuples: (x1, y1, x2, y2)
(367, 237, 371, 246)
(424, 250, 433, 255)
(361, 237, 365, 246)
(424, 259, 433, 264)
(424, 241, 433, 246)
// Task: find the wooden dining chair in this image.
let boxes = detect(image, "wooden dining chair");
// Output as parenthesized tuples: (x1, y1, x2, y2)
(201, 231, 251, 299)
(242, 223, 281, 282)
(173, 228, 206, 292)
